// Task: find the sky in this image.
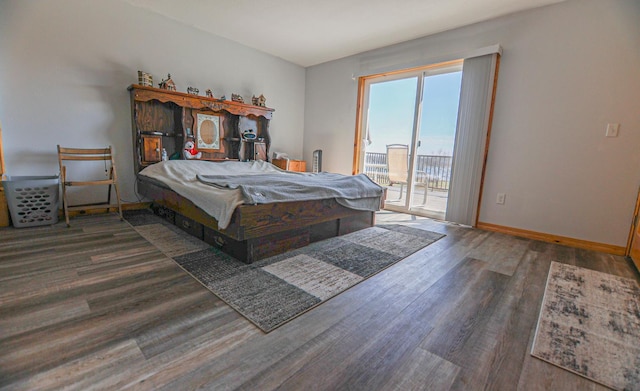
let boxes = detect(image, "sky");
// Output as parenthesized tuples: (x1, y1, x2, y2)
(366, 71, 462, 156)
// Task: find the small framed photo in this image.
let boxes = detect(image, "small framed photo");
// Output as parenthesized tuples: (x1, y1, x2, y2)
(194, 111, 223, 151)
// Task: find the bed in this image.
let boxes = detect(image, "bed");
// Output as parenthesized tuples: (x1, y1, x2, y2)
(136, 160, 384, 263)
(128, 84, 383, 263)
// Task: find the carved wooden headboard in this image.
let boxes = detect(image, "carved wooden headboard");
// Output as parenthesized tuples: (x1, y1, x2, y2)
(128, 85, 274, 173)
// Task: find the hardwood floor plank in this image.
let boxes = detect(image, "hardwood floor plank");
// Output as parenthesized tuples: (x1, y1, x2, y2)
(0, 298, 90, 339)
(0, 220, 144, 278)
(89, 245, 160, 263)
(381, 346, 461, 391)
(467, 231, 531, 276)
(329, 311, 435, 391)
(419, 265, 510, 364)
(575, 247, 639, 279)
(2, 339, 146, 391)
(0, 262, 178, 319)
(0, 257, 174, 305)
(76, 250, 172, 276)
(133, 296, 238, 359)
(118, 320, 259, 391)
(575, 247, 612, 273)
(0, 234, 148, 280)
(85, 272, 195, 312)
(0, 289, 210, 384)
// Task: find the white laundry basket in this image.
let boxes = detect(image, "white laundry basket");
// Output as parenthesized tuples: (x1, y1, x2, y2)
(2, 175, 60, 227)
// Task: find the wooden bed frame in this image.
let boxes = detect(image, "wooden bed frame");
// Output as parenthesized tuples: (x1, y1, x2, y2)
(129, 85, 380, 263)
(137, 177, 377, 263)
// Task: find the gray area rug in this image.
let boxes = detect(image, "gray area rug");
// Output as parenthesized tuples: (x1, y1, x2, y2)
(124, 210, 444, 332)
(531, 261, 640, 391)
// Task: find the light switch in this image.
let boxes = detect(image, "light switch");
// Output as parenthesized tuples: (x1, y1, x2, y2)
(606, 123, 620, 137)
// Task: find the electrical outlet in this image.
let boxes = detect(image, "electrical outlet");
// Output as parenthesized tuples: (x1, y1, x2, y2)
(606, 123, 620, 137)
(496, 193, 506, 205)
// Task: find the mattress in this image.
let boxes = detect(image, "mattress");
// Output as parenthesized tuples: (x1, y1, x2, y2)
(138, 160, 383, 229)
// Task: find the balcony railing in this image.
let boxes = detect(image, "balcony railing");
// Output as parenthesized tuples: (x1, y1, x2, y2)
(363, 152, 452, 191)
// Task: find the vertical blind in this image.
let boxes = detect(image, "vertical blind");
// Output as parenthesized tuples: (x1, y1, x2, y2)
(445, 53, 499, 226)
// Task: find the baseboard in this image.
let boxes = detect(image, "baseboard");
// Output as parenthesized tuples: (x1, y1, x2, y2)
(476, 221, 626, 256)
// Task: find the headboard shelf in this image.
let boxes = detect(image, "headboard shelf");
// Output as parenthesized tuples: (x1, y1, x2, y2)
(139, 130, 179, 137)
(128, 84, 274, 172)
(128, 85, 274, 119)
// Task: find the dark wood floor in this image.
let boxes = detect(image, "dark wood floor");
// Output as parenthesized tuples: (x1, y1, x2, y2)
(0, 211, 637, 390)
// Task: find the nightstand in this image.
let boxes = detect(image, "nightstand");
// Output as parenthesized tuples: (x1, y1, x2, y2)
(272, 158, 306, 172)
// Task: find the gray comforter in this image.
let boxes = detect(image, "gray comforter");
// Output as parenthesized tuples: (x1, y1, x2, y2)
(197, 172, 383, 210)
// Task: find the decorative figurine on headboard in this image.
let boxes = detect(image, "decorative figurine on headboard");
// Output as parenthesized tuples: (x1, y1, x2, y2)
(205, 89, 214, 98)
(252, 94, 266, 107)
(231, 93, 244, 103)
(242, 129, 257, 140)
(187, 86, 199, 95)
(183, 139, 202, 160)
(159, 74, 176, 91)
(137, 70, 153, 87)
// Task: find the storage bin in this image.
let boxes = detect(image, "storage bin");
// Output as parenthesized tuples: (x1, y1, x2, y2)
(2, 175, 60, 227)
(175, 213, 203, 240)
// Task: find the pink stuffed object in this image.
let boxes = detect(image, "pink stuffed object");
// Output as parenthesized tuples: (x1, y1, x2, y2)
(183, 140, 202, 159)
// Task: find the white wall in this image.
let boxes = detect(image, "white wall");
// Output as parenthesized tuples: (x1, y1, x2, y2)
(0, 0, 306, 204)
(304, 0, 640, 247)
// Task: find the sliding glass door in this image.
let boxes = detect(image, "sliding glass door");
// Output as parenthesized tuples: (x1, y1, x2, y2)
(359, 62, 462, 219)
(356, 51, 500, 226)
(364, 75, 418, 209)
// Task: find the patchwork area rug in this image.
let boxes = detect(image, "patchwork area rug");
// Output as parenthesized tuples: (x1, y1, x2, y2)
(124, 210, 444, 332)
(531, 261, 640, 391)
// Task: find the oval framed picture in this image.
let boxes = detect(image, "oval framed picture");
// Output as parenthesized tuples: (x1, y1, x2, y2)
(195, 112, 222, 151)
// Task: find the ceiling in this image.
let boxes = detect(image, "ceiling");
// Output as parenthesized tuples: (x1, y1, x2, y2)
(124, 0, 565, 67)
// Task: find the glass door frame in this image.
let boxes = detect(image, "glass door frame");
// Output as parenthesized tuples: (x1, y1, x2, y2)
(354, 60, 463, 215)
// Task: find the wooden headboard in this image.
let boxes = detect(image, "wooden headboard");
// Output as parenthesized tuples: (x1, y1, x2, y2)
(128, 85, 274, 173)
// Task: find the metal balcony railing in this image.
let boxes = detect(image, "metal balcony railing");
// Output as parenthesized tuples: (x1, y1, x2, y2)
(363, 152, 452, 191)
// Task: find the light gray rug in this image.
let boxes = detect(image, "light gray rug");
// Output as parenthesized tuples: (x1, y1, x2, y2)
(124, 210, 444, 332)
(531, 262, 640, 391)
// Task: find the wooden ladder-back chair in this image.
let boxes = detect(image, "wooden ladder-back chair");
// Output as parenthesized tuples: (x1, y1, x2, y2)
(57, 145, 123, 226)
